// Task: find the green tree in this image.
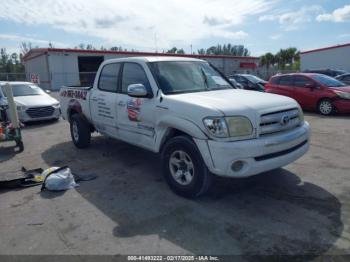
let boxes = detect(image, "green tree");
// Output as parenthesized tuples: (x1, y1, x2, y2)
(203, 44, 250, 56)
(166, 47, 186, 54)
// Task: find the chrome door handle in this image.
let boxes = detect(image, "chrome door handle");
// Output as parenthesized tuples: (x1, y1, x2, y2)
(118, 101, 126, 107)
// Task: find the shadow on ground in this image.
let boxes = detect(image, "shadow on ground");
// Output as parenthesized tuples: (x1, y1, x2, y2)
(41, 137, 343, 257)
(0, 143, 17, 163)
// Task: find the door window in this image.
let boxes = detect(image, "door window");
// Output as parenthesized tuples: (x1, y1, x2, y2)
(98, 63, 121, 92)
(294, 76, 314, 88)
(279, 76, 293, 86)
(121, 63, 151, 94)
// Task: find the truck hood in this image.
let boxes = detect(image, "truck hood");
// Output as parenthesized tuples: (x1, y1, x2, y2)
(166, 89, 298, 114)
(163, 89, 299, 123)
(14, 94, 58, 107)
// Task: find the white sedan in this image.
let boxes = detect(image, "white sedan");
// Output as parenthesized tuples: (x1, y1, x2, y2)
(0, 82, 60, 122)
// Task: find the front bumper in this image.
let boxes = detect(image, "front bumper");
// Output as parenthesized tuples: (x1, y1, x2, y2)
(194, 122, 310, 178)
(17, 107, 61, 122)
(334, 99, 350, 113)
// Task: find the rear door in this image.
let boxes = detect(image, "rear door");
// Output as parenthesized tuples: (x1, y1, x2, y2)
(90, 63, 121, 136)
(116, 62, 156, 150)
(271, 75, 295, 98)
(293, 75, 319, 109)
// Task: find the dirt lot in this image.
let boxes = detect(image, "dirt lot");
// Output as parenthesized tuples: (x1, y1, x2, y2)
(0, 101, 350, 257)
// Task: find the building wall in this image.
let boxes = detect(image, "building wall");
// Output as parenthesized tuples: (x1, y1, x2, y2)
(24, 55, 51, 90)
(48, 52, 81, 90)
(301, 45, 350, 72)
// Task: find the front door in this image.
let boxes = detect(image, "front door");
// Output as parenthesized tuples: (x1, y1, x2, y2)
(116, 62, 156, 150)
(292, 76, 318, 109)
(90, 63, 121, 136)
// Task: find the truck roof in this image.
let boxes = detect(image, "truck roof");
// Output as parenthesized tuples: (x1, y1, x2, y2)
(0, 81, 34, 85)
(104, 56, 205, 63)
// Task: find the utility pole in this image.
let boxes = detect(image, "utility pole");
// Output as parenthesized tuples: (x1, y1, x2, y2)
(154, 33, 158, 53)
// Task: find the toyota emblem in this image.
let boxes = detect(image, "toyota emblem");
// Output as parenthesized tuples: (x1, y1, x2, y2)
(280, 115, 290, 126)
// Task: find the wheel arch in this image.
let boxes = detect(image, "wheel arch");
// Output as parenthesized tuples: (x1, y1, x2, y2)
(67, 99, 95, 132)
(155, 117, 208, 154)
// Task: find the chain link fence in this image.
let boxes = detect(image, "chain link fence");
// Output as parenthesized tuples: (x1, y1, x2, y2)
(0, 73, 27, 82)
(256, 68, 298, 80)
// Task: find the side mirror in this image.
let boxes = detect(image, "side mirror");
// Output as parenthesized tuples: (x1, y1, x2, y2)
(127, 84, 148, 98)
(45, 90, 51, 94)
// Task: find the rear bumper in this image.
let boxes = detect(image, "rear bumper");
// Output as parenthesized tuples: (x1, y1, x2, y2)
(334, 99, 350, 113)
(194, 122, 310, 178)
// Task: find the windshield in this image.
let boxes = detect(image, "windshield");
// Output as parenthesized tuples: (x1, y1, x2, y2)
(1, 84, 45, 97)
(243, 75, 265, 84)
(310, 75, 346, 88)
(149, 61, 233, 94)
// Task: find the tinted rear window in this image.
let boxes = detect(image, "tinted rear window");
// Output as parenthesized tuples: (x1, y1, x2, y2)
(270, 76, 280, 84)
(279, 76, 293, 86)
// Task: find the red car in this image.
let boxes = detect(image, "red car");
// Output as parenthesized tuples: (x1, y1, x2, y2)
(265, 73, 350, 115)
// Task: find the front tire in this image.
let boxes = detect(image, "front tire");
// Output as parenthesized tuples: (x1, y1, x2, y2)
(318, 99, 334, 115)
(162, 136, 212, 198)
(70, 114, 91, 148)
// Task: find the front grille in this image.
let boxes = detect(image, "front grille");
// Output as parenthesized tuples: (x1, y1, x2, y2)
(26, 106, 55, 118)
(259, 108, 301, 136)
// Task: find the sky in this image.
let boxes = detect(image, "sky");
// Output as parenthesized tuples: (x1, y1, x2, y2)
(0, 0, 350, 56)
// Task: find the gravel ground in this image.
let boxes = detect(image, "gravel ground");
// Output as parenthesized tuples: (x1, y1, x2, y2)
(0, 96, 350, 258)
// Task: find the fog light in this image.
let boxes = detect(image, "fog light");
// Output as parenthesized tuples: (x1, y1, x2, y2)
(231, 161, 244, 172)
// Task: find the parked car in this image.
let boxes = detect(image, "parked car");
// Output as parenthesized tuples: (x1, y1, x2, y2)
(229, 74, 267, 92)
(303, 69, 348, 78)
(265, 73, 350, 115)
(228, 77, 243, 89)
(60, 57, 310, 198)
(0, 82, 61, 122)
(336, 73, 350, 85)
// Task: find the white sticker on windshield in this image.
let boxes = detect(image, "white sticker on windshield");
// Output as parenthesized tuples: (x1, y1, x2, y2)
(212, 76, 228, 86)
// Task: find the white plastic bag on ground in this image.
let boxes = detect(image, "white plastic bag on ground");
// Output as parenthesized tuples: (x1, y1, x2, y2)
(41, 166, 79, 191)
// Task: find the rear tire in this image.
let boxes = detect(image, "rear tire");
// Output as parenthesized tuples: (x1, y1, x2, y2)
(318, 99, 334, 115)
(161, 136, 212, 198)
(70, 114, 91, 148)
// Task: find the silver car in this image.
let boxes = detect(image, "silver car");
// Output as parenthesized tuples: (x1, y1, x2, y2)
(0, 82, 60, 122)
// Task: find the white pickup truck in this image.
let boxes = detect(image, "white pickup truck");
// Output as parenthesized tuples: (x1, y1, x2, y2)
(60, 57, 310, 198)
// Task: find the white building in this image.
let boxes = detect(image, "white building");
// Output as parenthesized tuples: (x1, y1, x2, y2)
(23, 48, 260, 90)
(301, 42, 350, 72)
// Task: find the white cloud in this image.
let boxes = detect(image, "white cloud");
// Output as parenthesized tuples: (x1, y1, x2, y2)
(338, 33, 350, 38)
(259, 6, 322, 31)
(270, 34, 282, 40)
(259, 15, 276, 22)
(0, 34, 66, 47)
(0, 0, 274, 50)
(317, 5, 350, 22)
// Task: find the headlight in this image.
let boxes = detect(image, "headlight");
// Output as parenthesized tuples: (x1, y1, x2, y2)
(226, 116, 253, 137)
(334, 91, 350, 100)
(203, 117, 229, 138)
(203, 116, 253, 138)
(53, 103, 60, 108)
